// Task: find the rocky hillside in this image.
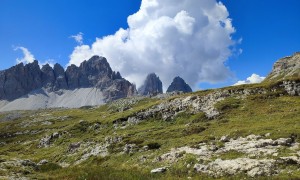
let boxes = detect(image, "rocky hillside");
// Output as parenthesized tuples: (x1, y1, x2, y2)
(0, 56, 136, 111)
(0, 53, 299, 179)
(265, 52, 300, 81)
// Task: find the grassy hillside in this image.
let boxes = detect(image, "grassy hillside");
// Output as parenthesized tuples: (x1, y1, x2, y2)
(0, 81, 300, 179)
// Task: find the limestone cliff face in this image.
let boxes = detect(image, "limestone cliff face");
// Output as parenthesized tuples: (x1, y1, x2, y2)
(264, 52, 300, 96)
(167, 76, 192, 93)
(266, 52, 300, 80)
(0, 56, 136, 101)
(138, 73, 163, 95)
(0, 60, 43, 100)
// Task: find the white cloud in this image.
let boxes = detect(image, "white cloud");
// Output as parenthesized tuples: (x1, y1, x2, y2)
(68, 0, 237, 89)
(70, 32, 84, 45)
(14, 46, 55, 68)
(15, 46, 35, 64)
(234, 74, 265, 86)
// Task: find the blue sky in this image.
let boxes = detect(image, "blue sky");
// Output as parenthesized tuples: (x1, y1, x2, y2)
(1, 0, 300, 89)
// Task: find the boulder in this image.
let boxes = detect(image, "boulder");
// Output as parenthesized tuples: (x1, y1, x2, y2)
(37, 159, 48, 166)
(151, 167, 167, 174)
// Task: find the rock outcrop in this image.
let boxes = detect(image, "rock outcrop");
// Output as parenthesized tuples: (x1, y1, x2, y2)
(157, 134, 298, 178)
(263, 52, 300, 96)
(281, 80, 300, 96)
(167, 76, 192, 93)
(266, 52, 300, 80)
(0, 56, 136, 103)
(138, 73, 163, 95)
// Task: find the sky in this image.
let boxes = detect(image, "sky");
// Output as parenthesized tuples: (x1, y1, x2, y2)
(1, 0, 300, 90)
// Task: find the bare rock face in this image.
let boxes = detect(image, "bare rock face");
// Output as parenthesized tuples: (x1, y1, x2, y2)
(0, 60, 43, 100)
(266, 52, 300, 80)
(138, 73, 163, 95)
(53, 63, 68, 90)
(264, 52, 300, 96)
(0, 56, 136, 102)
(167, 76, 192, 93)
(41, 64, 56, 89)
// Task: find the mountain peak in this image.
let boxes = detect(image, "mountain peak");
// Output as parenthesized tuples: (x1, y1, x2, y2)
(167, 76, 192, 93)
(138, 73, 163, 95)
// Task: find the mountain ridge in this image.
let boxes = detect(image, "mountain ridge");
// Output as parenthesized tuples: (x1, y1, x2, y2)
(0, 56, 136, 102)
(0, 52, 299, 112)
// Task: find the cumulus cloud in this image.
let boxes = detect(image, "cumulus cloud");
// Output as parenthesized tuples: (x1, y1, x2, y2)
(69, 0, 237, 89)
(14, 46, 55, 68)
(15, 46, 35, 64)
(234, 74, 265, 86)
(70, 32, 84, 45)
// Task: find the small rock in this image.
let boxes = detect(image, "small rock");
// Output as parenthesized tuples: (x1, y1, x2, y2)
(265, 133, 271, 137)
(52, 132, 60, 139)
(94, 123, 101, 130)
(123, 144, 137, 154)
(151, 167, 167, 174)
(38, 132, 60, 148)
(275, 138, 293, 146)
(68, 142, 81, 153)
(140, 156, 147, 163)
(210, 145, 218, 151)
(187, 164, 191, 168)
(279, 156, 300, 165)
(220, 136, 229, 142)
(20, 159, 37, 169)
(41, 121, 52, 125)
(142, 145, 149, 151)
(37, 159, 48, 166)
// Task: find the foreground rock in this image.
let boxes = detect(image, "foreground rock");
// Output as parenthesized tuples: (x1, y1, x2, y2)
(167, 76, 192, 93)
(194, 158, 276, 177)
(156, 135, 299, 177)
(151, 167, 168, 174)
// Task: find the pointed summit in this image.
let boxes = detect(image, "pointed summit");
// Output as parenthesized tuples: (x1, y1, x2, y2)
(167, 76, 192, 93)
(138, 73, 163, 95)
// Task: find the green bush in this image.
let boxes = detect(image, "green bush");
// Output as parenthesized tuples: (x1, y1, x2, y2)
(39, 162, 62, 172)
(215, 97, 241, 111)
(191, 112, 208, 123)
(183, 125, 206, 135)
(147, 142, 161, 149)
(71, 120, 91, 133)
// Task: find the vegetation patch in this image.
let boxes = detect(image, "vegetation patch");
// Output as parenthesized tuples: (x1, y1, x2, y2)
(183, 125, 206, 135)
(215, 97, 241, 112)
(39, 162, 62, 172)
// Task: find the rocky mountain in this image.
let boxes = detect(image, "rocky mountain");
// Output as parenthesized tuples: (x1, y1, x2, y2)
(265, 52, 300, 80)
(0, 56, 136, 110)
(166, 76, 192, 93)
(138, 73, 163, 95)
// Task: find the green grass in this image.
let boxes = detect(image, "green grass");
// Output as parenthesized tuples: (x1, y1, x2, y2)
(0, 80, 300, 179)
